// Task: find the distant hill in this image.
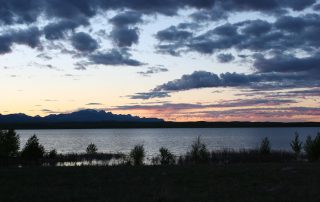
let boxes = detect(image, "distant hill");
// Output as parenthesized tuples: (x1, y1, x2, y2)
(0, 110, 319, 129)
(0, 109, 164, 123)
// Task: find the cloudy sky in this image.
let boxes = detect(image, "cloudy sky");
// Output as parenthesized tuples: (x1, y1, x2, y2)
(1, 0, 320, 122)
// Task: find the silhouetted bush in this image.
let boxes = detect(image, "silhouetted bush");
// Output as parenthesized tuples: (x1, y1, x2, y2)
(259, 137, 271, 155)
(0, 129, 20, 158)
(304, 134, 320, 162)
(290, 132, 302, 159)
(129, 144, 145, 166)
(47, 149, 58, 159)
(186, 137, 210, 164)
(86, 143, 98, 154)
(152, 147, 175, 165)
(21, 135, 45, 160)
(159, 147, 175, 165)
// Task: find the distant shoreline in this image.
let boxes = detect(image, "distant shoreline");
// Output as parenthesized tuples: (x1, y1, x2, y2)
(1, 121, 320, 129)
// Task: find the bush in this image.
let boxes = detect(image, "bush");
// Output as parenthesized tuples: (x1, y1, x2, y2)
(187, 137, 210, 164)
(129, 144, 145, 166)
(86, 143, 98, 154)
(259, 137, 271, 155)
(48, 149, 58, 159)
(0, 129, 20, 158)
(159, 147, 175, 165)
(290, 132, 302, 159)
(21, 135, 45, 160)
(304, 134, 320, 162)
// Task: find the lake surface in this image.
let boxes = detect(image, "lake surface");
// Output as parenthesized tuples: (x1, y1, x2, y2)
(17, 128, 320, 156)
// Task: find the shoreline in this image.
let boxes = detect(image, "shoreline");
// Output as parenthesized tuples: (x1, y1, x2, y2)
(1, 121, 320, 130)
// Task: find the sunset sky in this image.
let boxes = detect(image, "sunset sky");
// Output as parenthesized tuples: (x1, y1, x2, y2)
(1, 0, 320, 122)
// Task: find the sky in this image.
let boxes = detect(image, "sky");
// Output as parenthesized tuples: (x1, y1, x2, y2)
(0, 0, 320, 122)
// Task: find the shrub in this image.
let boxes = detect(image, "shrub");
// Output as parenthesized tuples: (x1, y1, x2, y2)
(21, 135, 45, 160)
(259, 137, 271, 155)
(129, 144, 145, 166)
(187, 137, 210, 164)
(304, 134, 320, 162)
(159, 147, 175, 165)
(290, 132, 302, 159)
(0, 129, 20, 158)
(86, 143, 98, 154)
(48, 149, 58, 159)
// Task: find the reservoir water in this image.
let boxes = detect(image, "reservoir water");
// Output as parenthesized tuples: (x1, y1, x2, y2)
(16, 128, 320, 156)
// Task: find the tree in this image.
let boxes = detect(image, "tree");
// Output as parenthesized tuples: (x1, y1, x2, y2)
(0, 129, 20, 158)
(130, 144, 145, 166)
(188, 137, 210, 164)
(159, 147, 175, 165)
(86, 143, 98, 154)
(21, 135, 45, 160)
(290, 132, 302, 159)
(304, 133, 320, 162)
(259, 137, 271, 155)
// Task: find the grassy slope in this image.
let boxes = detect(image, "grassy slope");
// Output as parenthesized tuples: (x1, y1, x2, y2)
(0, 163, 320, 202)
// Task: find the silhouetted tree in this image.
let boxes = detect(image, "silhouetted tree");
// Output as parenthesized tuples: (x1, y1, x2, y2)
(0, 129, 20, 158)
(290, 132, 302, 159)
(21, 135, 45, 160)
(86, 143, 98, 154)
(304, 133, 320, 162)
(187, 137, 210, 164)
(159, 147, 175, 165)
(130, 144, 145, 166)
(259, 137, 271, 155)
(48, 149, 57, 159)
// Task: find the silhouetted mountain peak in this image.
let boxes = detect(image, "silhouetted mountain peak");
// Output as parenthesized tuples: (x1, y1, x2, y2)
(0, 109, 163, 123)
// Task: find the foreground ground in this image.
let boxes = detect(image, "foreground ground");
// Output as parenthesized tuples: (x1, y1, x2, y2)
(0, 163, 319, 202)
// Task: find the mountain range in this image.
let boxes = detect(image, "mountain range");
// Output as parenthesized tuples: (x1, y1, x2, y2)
(0, 109, 163, 123)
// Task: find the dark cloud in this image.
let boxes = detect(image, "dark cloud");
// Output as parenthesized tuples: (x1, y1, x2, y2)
(0, 27, 42, 54)
(253, 54, 320, 74)
(151, 71, 273, 92)
(109, 11, 142, 47)
(114, 98, 297, 110)
(86, 103, 103, 106)
(239, 88, 320, 99)
(37, 53, 52, 60)
(0, 0, 43, 25)
(89, 49, 144, 66)
(128, 92, 171, 100)
(218, 0, 316, 12)
(139, 70, 317, 97)
(44, 0, 96, 19)
(109, 11, 143, 27)
(44, 18, 88, 40)
(137, 66, 169, 76)
(196, 106, 320, 121)
(156, 26, 193, 42)
(71, 32, 99, 52)
(240, 20, 272, 36)
(157, 14, 320, 55)
(190, 6, 228, 21)
(0, 0, 316, 27)
(110, 27, 139, 47)
(217, 53, 235, 63)
(177, 22, 201, 30)
(154, 71, 221, 91)
(314, 4, 320, 10)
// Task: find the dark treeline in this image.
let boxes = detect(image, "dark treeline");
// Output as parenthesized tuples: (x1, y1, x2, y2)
(1, 130, 320, 167)
(1, 121, 320, 129)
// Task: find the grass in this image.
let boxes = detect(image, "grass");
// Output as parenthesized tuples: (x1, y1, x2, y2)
(0, 163, 320, 202)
